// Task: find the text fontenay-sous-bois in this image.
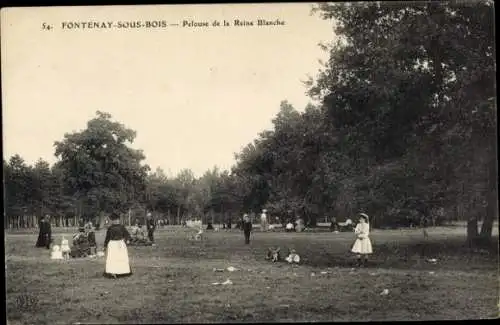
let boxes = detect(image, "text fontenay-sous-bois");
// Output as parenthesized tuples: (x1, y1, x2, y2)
(54, 19, 286, 30)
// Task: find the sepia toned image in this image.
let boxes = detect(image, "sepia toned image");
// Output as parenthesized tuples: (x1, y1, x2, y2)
(2, 2, 498, 324)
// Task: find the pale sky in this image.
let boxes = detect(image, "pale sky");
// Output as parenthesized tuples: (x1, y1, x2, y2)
(2, 4, 335, 177)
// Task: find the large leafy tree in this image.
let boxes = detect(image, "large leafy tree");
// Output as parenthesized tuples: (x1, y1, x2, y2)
(171, 168, 197, 221)
(54, 111, 150, 222)
(309, 1, 495, 236)
(31, 158, 57, 217)
(145, 167, 178, 219)
(232, 101, 330, 225)
(4, 155, 33, 217)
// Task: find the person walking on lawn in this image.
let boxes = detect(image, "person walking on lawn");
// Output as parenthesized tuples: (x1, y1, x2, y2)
(146, 213, 156, 246)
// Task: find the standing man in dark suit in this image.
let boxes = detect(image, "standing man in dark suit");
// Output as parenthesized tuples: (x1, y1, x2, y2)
(146, 213, 156, 246)
(242, 214, 252, 244)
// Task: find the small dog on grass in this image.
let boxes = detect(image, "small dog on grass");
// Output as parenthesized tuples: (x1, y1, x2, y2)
(265, 247, 281, 262)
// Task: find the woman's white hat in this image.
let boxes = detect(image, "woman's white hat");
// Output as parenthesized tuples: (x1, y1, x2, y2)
(359, 213, 369, 221)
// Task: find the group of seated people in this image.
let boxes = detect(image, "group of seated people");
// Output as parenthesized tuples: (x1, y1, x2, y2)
(70, 222, 97, 258)
(128, 222, 153, 246)
(330, 217, 354, 232)
(285, 218, 305, 232)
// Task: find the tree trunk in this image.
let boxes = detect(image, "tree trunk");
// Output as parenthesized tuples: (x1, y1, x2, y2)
(480, 144, 498, 239)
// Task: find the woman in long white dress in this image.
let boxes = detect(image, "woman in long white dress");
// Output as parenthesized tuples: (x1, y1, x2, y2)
(351, 213, 373, 267)
(260, 210, 268, 232)
(103, 213, 132, 278)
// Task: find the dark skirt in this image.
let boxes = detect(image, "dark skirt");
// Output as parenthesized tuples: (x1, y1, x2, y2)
(88, 231, 97, 247)
(35, 232, 50, 248)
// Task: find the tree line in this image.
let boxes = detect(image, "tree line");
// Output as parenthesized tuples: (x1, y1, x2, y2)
(3, 2, 496, 242)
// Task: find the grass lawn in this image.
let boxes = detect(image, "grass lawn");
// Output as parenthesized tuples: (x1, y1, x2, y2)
(5, 225, 499, 324)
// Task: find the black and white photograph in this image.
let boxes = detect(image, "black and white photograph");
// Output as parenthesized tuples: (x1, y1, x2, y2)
(2, 2, 498, 323)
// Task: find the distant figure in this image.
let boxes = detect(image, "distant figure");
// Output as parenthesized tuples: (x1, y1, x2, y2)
(420, 216, 429, 239)
(94, 217, 101, 231)
(86, 222, 97, 255)
(351, 213, 373, 267)
(227, 217, 232, 230)
(103, 212, 132, 278)
(330, 217, 340, 232)
(242, 214, 252, 244)
(285, 222, 294, 232)
(35, 215, 52, 249)
(146, 213, 156, 245)
(78, 218, 86, 232)
(296, 217, 304, 232)
(60, 236, 70, 260)
(206, 221, 214, 230)
(260, 209, 268, 232)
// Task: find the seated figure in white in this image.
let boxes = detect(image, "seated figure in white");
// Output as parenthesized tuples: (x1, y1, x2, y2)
(51, 245, 63, 260)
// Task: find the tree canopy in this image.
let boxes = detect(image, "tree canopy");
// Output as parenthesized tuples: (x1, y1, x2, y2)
(4, 1, 496, 240)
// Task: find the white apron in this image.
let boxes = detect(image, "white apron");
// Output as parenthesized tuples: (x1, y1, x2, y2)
(105, 240, 131, 275)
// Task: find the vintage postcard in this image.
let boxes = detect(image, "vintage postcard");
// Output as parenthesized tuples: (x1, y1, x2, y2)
(2, 2, 497, 324)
